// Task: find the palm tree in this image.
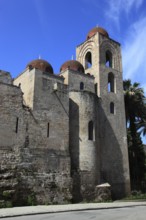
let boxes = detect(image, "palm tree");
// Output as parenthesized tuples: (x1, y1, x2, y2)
(123, 80, 145, 131)
(136, 98, 146, 137)
(137, 118, 146, 136)
(123, 79, 146, 190)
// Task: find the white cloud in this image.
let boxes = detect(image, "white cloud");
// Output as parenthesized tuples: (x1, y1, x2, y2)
(105, 0, 143, 25)
(122, 17, 146, 94)
(125, 0, 143, 11)
(105, 0, 121, 24)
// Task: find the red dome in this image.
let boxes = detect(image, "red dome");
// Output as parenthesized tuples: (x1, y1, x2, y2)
(60, 60, 84, 73)
(87, 27, 109, 39)
(26, 59, 54, 74)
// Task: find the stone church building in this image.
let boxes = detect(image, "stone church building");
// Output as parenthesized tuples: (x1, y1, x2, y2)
(0, 27, 130, 205)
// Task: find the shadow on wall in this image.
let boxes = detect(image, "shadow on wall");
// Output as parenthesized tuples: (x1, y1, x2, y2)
(98, 101, 130, 200)
(69, 97, 130, 202)
(69, 99, 82, 203)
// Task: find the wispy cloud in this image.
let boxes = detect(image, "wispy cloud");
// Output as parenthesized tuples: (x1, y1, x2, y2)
(105, 0, 143, 25)
(33, 0, 48, 30)
(125, 0, 143, 12)
(122, 17, 146, 93)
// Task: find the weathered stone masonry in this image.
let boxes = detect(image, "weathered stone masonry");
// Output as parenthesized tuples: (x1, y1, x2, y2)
(0, 27, 130, 206)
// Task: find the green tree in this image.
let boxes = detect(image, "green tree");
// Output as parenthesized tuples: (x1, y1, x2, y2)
(123, 80, 146, 190)
(127, 129, 146, 189)
(123, 80, 145, 129)
(137, 118, 146, 136)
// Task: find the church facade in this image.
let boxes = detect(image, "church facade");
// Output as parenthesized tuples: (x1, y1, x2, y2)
(0, 27, 130, 205)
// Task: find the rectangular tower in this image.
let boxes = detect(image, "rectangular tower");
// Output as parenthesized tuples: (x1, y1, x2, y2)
(76, 27, 130, 199)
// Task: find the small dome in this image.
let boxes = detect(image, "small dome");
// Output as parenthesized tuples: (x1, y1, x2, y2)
(26, 59, 53, 74)
(60, 60, 84, 73)
(87, 26, 109, 39)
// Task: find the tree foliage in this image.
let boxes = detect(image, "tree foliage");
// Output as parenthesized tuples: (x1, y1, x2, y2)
(123, 79, 146, 191)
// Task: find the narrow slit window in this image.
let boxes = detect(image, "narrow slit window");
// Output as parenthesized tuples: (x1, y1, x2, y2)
(110, 102, 115, 114)
(15, 117, 19, 133)
(108, 72, 115, 92)
(47, 123, 50, 137)
(88, 121, 93, 140)
(80, 82, 84, 90)
(95, 83, 98, 95)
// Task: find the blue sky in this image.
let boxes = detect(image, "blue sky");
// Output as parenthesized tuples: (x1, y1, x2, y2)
(0, 0, 146, 142)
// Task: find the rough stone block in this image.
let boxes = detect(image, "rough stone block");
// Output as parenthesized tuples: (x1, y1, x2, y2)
(95, 183, 112, 202)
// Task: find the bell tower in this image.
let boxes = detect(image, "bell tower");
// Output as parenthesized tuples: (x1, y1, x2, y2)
(76, 27, 131, 198)
(76, 26, 122, 97)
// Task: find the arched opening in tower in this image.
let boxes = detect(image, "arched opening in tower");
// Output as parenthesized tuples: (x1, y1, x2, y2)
(108, 72, 115, 92)
(85, 52, 92, 69)
(105, 50, 113, 68)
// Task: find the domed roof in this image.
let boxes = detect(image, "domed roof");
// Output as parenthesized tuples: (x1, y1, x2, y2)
(26, 59, 54, 74)
(60, 60, 84, 73)
(87, 26, 109, 39)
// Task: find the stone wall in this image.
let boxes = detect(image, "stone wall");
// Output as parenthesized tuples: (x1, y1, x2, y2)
(0, 81, 29, 206)
(0, 70, 12, 84)
(98, 37, 130, 198)
(14, 69, 35, 109)
(60, 69, 95, 93)
(0, 70, 72, 206)
(69, 90, 100, 202)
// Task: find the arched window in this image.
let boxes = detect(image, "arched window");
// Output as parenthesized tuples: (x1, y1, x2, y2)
(88, 121, 93, 140)
(85, 52, 92, 69)
(80, 82, 84, 90)
(108, 72, 115, 92)
(110, 102, 115, 114)
(105, 50, 112, 68)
